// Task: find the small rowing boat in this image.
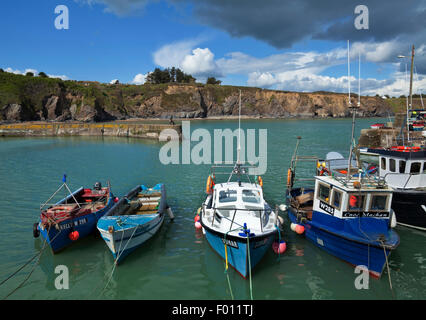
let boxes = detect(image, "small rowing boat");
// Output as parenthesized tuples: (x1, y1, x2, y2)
(97, 183, 174, 263)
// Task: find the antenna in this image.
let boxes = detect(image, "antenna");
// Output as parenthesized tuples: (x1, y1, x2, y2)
(237, 89, 241, 165)
(358, 51, 361, 107)
(348, 40, 351, 106)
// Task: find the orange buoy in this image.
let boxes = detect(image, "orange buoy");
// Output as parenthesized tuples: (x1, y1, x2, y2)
(295, 225, 305, 234)
(194, 215, 200, 222)
(272, 240, 287, 254)
(349, 195, 358, 208)
(69, 230, 79, 241)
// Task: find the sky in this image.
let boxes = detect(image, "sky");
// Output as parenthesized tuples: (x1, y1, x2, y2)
(1, 0, 426, 97)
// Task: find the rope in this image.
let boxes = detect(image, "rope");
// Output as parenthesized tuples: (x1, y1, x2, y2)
(246, 235, 253, 300)
(2, 225, 61, 299)
(99, 225, 138, 297)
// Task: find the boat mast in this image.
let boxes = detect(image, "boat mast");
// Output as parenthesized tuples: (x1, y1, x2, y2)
(409, 45, 415, 112)
(347, 40, 357, 182)
(237, 89, 242, 165)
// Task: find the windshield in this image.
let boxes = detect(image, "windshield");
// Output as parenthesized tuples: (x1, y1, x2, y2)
(242, 189, 261, 204)
(218, 190, 237, 203)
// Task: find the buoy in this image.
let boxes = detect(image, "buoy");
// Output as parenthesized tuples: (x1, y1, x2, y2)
(279, 204, 287, 211)
(277, 216, 284, 227)
(195, 221, 202, 229)
(167, 207, 175, 220)
(114, 197, 119, 203)
(194, 215, 200, 222)
(295, 225, 305, 234)
(69, 230, 79, 241)
(390, 210, 397, 228)
(272, 240, 287, 254)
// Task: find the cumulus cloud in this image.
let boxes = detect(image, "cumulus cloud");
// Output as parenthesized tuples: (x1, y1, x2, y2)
(153, 39, 202, 68)
(181, 48, 221, 78)
(132, 73, 147, 84)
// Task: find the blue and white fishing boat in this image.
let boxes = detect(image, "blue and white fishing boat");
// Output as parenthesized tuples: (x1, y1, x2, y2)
(33, 176, 115, 253)
(97, 183, 173, 264)
(285, 44, 399, 278)
(199, 91, 282, 279)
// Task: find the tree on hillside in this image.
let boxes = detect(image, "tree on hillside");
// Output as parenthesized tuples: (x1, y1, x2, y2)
(206, 77, 221, 85)
(38, 72, 48, 78)
(146, 67, 195, 84)
(25, 72, 34, 77)
(0, 68, 4, 73)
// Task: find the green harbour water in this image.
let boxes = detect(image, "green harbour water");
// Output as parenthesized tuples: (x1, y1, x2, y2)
(0, 118, 425, 300)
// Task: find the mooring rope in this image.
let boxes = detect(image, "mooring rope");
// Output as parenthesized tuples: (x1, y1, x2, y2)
(2, 225, 62, 300)
(98, 225, 138, 297)
(246, 235, 253, 300)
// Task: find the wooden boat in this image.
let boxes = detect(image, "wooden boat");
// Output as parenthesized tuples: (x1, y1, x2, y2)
(97, 183, 173, 263)
(34, 178, 115, 253)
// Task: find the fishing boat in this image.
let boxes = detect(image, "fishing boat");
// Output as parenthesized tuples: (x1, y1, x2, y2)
(198, 91, 282, 279)
(33, 176, 115, 253)
(285, 138, 400, 278)
(370, 123, 385, 129)
(97, 183, 173, 263)
(284, 42, 399, 278)
(359, 146, 426, 230)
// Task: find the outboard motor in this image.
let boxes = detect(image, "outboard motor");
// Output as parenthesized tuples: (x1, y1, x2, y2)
(94, 182, 102, 191)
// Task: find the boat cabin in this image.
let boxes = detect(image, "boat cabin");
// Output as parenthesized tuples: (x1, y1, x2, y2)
(203, 181, 274, 234)
(290, 176, 393, 221)
(376, 150, 426, 189)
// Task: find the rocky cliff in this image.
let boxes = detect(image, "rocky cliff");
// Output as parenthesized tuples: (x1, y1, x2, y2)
(0, 72, 392, 122)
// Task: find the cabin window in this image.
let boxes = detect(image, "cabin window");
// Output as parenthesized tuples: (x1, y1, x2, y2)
(370, 195, 388, 211)
(331, 190, 343, 210)
(242, 189, 261, 204)
(347, 194, 365, 211)
(399, 160, 406, 173)
(218, 190, 237, 203)
(423, 162, 426, 174)
(317, 183, 330, 203)
(410, 162, 421, 174)
(389, 159, 396, 172)
(381, 157, 386, 170)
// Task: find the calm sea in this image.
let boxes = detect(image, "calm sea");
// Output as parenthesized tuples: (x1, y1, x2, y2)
(0, 118, 425, 300)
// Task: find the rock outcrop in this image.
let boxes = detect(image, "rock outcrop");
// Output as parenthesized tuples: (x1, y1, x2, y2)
(0, 72, 393, 122)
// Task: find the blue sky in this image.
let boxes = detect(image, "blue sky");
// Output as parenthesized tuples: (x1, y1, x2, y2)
(1, 0, 425, 97)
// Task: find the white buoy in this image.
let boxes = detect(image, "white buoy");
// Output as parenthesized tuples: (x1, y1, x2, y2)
(277, 216, 284, 227)
(166, 207, 175, 220)
(390, 210, 397, 228)
(290, 223, 297, 232)
(279, 204, 287, 211)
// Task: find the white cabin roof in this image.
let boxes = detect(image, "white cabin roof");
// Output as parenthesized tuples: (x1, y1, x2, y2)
(315, 175, 393, 193)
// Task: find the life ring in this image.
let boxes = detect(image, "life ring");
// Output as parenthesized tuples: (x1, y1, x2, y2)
(319, 167, 330, 176)
(257, 176, 263, 187)
(287, 168, 293, 187)
(367, 164, 377, 174)
(206, 175, 214, 194)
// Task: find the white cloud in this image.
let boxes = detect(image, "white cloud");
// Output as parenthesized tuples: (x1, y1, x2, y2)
(131, 73, 147, 84)
(153, 39, 203, 69)
(4, 67, 68, 80)
(181, 48, 220, 77)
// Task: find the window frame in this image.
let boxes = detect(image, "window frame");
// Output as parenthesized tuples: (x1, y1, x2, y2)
(317, 182, 331, 203)
(410, 162, 422, 174)
(330, 189, 343, 210)
(380, 157, 387, 170)
(389, 158, 396, 173)
(369, 194, 390, 212)
(347, 193, 367, 212)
